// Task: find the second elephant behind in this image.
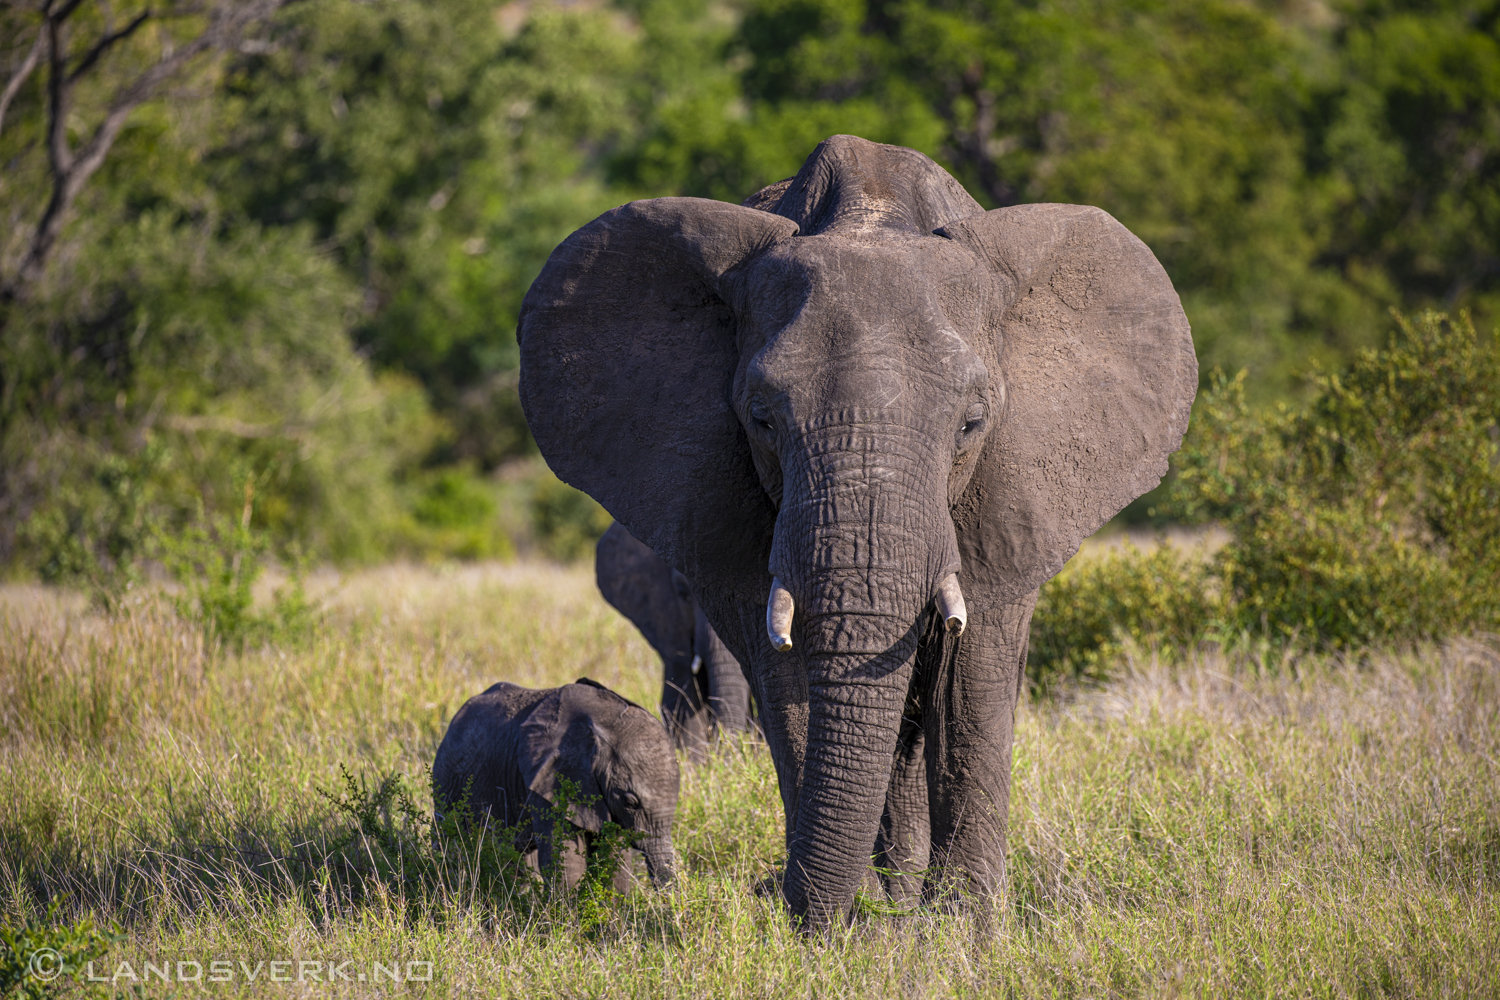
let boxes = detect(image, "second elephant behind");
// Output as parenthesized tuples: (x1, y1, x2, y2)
(596, 521, 755, 751)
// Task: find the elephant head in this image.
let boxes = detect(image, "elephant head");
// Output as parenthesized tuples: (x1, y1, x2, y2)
(519, 136, 1196, 925)
(596, 520, 754, 752)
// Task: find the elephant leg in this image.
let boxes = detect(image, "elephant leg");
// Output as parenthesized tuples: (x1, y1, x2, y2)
(661, 654, 710, 758)
(874, 712, 928, 906)
(698, 605, 753, 735)
(923, 590, 1037, 907)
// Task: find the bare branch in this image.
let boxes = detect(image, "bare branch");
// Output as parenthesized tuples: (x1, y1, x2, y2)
(0, 28, 44, 137)
(68, 7, 151, 84)
(4, 0, 288, 298)
(45, 12, 72, 175)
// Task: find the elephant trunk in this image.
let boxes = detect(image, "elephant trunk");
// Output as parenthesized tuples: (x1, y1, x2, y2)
(770, 424, 958, 928)
(639, 832, 676, 887)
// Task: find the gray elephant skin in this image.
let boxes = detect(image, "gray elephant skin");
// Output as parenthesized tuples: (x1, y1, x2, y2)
(517, 135, 1197, 927)
(431, 678, 678, 890)
(596, 520, 754, 751)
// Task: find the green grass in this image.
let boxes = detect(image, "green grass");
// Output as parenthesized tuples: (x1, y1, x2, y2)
(2, 563, 1497, 997)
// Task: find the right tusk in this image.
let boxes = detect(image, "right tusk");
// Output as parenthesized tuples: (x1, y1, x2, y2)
(934, 572, 967, 636)
(690, 654, 702, 675)
(766, 577, 794, 652)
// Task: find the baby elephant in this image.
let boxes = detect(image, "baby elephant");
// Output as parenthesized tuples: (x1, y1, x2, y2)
(432, 677, 679, 890)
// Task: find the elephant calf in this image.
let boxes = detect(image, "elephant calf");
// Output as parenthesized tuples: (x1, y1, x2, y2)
(432, 678, 679, 890)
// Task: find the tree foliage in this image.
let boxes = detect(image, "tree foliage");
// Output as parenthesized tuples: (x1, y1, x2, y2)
(2, 0, 1498, 580)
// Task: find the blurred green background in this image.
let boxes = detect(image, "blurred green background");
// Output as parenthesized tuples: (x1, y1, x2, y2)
(2, 0, 1497, 577)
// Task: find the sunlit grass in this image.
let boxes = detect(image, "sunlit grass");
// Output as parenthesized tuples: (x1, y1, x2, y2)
(2, 563, 1497, 997)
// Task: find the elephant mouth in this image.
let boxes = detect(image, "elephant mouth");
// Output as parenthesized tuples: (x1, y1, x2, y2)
(764, 572, 965, 651)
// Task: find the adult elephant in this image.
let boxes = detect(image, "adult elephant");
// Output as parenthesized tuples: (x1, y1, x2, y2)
(595, 520, 755, 753)
(518, 135, 1197, 928)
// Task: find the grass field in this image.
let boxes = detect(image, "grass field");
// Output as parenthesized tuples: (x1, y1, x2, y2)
(2, 562, 1498, 998)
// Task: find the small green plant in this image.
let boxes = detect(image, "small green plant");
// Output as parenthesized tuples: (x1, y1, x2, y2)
(0, 900, 122, 999)
(159, 476, 321, 650)
(315, 765, 643, 931)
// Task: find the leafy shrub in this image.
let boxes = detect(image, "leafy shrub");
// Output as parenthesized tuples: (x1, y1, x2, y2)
(1030, 310, 1500, 686)
(1028, 546, 1220, 691)
(528, 469, 613, 563)
(0, 901, 121, 999)
(399, 467, 516, 562)
(1178, 311, 1500, 649)
(17, 447, 163, 610)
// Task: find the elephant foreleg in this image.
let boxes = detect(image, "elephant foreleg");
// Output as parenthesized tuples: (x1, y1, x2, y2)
(923, 590, 1037, 907)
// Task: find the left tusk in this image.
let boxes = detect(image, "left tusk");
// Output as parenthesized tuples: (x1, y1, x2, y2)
(934, 573, 967, 636)
(690, 654, 702, 675)
(766, 577, 794, 652)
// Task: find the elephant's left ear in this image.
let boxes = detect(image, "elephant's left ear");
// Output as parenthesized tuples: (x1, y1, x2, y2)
(518, 690, 610, 834)
(519, 198, 800, 595)
(938, 205, 1198, 601)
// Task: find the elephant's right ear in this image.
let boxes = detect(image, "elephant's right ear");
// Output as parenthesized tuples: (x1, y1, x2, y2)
(519, 198, 799, 586)
(595, 522, 694, 665)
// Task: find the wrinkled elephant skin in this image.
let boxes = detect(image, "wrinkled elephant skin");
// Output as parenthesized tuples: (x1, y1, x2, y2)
(518, 136, 1197, 927)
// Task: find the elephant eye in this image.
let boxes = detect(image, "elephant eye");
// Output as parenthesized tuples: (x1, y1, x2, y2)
(961, 402, 987, 435)
(622, 791, 641, 810)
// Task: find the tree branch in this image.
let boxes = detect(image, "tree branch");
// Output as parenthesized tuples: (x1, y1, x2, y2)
(0, 28, 44, 137)
(4, 0, 287, 299)
(45, 11, 72, 177)
(68, 7, 152, 84)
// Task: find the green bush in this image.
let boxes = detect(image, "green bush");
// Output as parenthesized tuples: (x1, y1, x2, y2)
(0, 901, 121, 999)
(528, 469, 613, 564)
(399, 467, 516, 562)
(1028, 545, 1220, 691)
(1030, 310, 1500, 686)
(1181, 310, 1500, 649)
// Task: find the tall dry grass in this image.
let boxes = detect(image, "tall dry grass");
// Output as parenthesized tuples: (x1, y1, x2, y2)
(1, 564, 1496, 997)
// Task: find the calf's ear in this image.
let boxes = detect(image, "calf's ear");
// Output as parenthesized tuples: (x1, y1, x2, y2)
(518, 689, 610, 833)
(938, 204, 1198, 601)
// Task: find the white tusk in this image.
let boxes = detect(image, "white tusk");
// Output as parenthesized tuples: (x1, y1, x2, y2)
(766, 577, 794, 652)
(690, 654, 702, 675)
(934, 573, 967, 636)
